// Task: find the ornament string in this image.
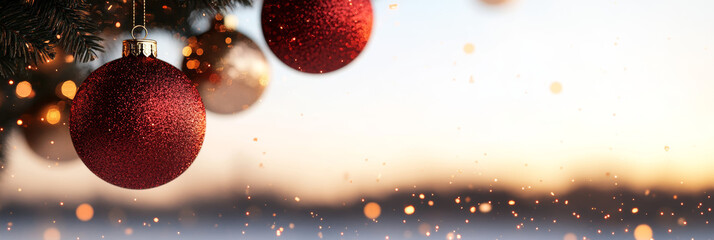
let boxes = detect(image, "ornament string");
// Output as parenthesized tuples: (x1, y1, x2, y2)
(131, 0, 148, 39)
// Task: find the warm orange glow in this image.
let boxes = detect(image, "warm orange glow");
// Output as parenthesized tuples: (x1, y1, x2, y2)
(419, 193, 425, 199)
(224, 15, 238, 30)
(182, 46, 192, 57)
(16, 119, 23, 125)
(632, 208, 639, 214)
(389, 4, 398, 10)
(225, 37, 232, 44)
(463, 43, 475, 54)
(16, 81, 32, 98)
(186, 59, 200, 70)
(550, 82, 563, 94)
(60, 80, 77, 99)
(196, 48, 204, 56)
(469, 206, 476, 213)
(404, 205, 415, 215)
(64, 55, 74, 63)
(46, 107, 61, 125)
(563, 233, 577, 240)
(363, 202, 381, 219)
(479, 202, 492, 213)
(43, 227, 60, 240)
(508, 200, 516, 205)
(76, 203, 94, 221)
(633, 224, 653, 240)
(153, 217, 159, 223)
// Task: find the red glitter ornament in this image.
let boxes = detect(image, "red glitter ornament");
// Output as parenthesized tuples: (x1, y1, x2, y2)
(70, 39, 206, 189)
(261, 0, 373, 73)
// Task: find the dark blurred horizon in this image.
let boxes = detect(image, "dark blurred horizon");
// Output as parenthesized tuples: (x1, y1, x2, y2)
(1, 185, 712, 239)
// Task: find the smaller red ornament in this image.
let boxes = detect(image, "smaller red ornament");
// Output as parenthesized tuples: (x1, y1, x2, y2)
(261, 0, 373, 73)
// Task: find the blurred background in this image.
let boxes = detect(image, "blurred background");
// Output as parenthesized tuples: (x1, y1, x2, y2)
(2, 0, 714, 239)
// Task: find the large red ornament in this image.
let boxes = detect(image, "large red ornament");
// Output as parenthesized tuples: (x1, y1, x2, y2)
(70, 39, 206, 189)
(261, 0, 373, 73)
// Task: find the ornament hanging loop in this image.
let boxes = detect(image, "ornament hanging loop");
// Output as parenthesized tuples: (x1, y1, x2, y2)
(131, 25, 148, 40)
(124, 0, 155, 58)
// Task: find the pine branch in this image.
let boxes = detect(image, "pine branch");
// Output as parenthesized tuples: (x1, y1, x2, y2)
(0, 0, 251, 79)
(0, 58, 21, 78)
(33, 0, 104, 62)
(0, 1, 56, 77)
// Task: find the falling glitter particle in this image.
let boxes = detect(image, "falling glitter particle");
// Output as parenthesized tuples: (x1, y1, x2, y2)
(463, 43, 475, 54)
(633, 224, 653, 240)
(550, 82, 562, 94)
(363, 202, 381, 219)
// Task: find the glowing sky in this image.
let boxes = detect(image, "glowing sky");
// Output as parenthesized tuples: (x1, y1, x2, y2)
(3, 0, 714, 207)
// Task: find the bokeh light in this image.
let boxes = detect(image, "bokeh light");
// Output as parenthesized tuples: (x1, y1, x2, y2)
(633, 224, 653, 240)
(15, 81, 32, 98)
(76, 203, 94, 222)
(404, 205, 415, 215)
(479, 202, 492, 213)
(45, 107, 61, 125)
(224, 14, 238, 30)
(182, 46, 192, 57)
(43, 227, 60, 240)
(363, 202, 381, 219)
(60, 81, 77, 99)
(550, 82, 562, 94)
(563, 233, 577, 240)
(463, 43, 475, 54)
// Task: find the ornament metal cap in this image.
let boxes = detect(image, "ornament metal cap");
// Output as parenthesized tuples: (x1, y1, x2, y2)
(122, 39, 157, 58)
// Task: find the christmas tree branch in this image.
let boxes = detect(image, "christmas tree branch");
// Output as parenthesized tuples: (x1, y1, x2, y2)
(0, 2, 56, 77)
(33, 0, 104, 62)
(0, 0, 252, 79)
